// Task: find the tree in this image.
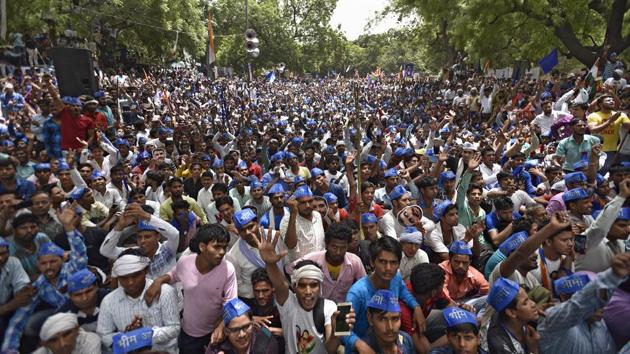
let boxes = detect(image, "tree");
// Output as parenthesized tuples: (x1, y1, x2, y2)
(392, 0, 630, 67)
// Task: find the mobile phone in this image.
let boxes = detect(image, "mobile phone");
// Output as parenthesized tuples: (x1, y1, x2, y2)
(335, 303, 352, 336)
(574, 234, 587, 254)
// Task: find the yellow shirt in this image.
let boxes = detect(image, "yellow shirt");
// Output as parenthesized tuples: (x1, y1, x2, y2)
(327, 262, 341, 281)
(587, 111, 630, 151)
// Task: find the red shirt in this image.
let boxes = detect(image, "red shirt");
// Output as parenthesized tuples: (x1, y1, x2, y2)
(400, 280, 453, 334)
(60, 108, 95, 150)
(248, 162, 263, 180)
(84, 110, 108, 132)
(348, 195, 385, 223)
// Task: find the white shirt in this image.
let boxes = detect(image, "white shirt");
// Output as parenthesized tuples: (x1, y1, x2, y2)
(425, 223, 469, 254)
(97, 280, 180, 352)
(225, 240, 262, 299)
(480, 163, 501, 189)
(204, 197, 242, 224)
(32, 329, 101, 354)
(92, 187, 125, 210)
(489, 188, 537, 212)
(245, 196, 271, 219)
(277, 292, 336, 354)
(279, 211, 325, 262)
(532, 110, 568, 135)
(489, 261, 540, 289)
(196, 186, 214, 214)
(378, 210, 436, 239)
(324, 170, 349, 196)
(400, 249, 429, 279)
(145, 185, 166, 204)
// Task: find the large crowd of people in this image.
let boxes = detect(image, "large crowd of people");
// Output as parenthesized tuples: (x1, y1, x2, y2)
(0, 61, 629, 354)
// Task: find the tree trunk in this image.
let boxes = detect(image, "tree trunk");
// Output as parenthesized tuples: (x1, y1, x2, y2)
(554, 24, 599, 66)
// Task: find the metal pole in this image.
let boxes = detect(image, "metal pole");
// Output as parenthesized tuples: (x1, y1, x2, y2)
(245, 0, 250, 82)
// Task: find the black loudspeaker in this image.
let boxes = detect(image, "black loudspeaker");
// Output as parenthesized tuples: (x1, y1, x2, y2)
(51, 47, 97, 97)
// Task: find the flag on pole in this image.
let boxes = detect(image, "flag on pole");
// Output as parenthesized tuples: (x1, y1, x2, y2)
(208, 11, 216, 65)
(265, 71, 276, 83)
(539, 49, 559, 74)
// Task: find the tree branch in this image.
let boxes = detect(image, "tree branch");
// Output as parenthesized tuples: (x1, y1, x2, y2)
(588, 0, 608, 16)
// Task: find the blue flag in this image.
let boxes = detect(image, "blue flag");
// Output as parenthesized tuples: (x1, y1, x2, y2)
(539, 49, 559, 74)
(265, 71, 276, 83)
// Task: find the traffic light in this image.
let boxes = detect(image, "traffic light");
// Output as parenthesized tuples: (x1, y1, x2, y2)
(244, 29, 259, 58)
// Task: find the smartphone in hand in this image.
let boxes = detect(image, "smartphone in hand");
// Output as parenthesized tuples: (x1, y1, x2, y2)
(335, 302, 352, 336)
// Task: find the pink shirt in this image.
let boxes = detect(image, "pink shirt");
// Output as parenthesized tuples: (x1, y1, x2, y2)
(168, 255, 237, 337)
(292, 250, 366, 303)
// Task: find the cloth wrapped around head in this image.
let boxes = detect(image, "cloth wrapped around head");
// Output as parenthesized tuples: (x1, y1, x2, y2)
(39, 313, 78, 341)
(290, 264, 324, 287)
(111, 254, 151, 277)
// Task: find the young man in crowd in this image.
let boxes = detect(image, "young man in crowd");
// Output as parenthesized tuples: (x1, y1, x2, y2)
(280, 185, 326, 262)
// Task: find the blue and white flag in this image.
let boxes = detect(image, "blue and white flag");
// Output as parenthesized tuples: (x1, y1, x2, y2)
(265, 71, 276, 83)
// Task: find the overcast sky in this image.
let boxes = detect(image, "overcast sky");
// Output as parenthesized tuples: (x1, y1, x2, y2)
(330, 0, 400, 40)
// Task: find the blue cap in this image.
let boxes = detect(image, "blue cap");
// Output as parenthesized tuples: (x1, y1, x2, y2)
(367, 290, 400, 312)
(362, 155, 376, 164)
(138, 137, 148, 145)
(293, 185, 313, 199)
(389, 185, 408, 201)
(0, 237, 9, 248)
(233, 208, 257, 229)
(554, 273, 592, 296)
(403, 147, 414, 157)
(57, 162, 70, 171)
(290, 137, 304, 145)
(323, 192, 337, 204)
(223, 298, 251, 325)
(138, 151, 151, 160)
(596, 174, 606, 186)
(112, 327, 153, 353)
(248, 179, 262, 189)
(562, 188, 590, 203)
(267, 183, 285, 196)
(361, 213, 378, 224)
(379, 160, 387, 169)
(572, 160, 589, 171)
(270, 151, 285, 162)
(394, 147, 406, 157)
(443, 307, 478, 328)
(114, 138, 130, 147)
(68, 268, 97, 293)
(523, 159, 539, 170)
(62, 96, 82, 106)
(399, 227, 423, 245)
(34, 163, 51, 172)
(293, 175, 305, 184)
(37, 242, 65, 258)
(311, 168, 324, 178)
(617, 208, 630, 221)
(285, 152, 297, 160)
(439, 171, 456, 183)
(201, 154, 212, 161)
(323, 146, 335, 154)
(137, 220, 158, 232)
(564, 172, 586, 184)
(433, 200, 453, 222)
(91, 170, 105, 180)
(237, 160, 248, 170)
(94, 90, 105, 98)
(449, 240, 472, 256)
(69, 187, 88, 201)
(499, 231, 529, 256)
(384, 168, 398, 178)
(488, 278, 520, 312)
(212, 159, 224, 168)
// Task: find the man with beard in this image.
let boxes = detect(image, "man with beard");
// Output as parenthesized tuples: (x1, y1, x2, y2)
(538, 253, 630, 354)
(260, 183, 288, 231)
(258, 226, 354, 354)
(311, 168, 348, 209)
(31, 313, 101, 354)
(90, 170, 124, 210)
(245, 180, 271, 219)
(0, 158, 35, 201)
(28, 190, 63, 242)
(57, 268, 110, 332)
(145, 224, 237, 352)
(0, 237, 33, 339)
(2, 207, 87, 353)
(7, 212, 51, 279)
(159, 177, 207, 223)
(438, 241, 488, 302)
(290, 222, 366, 303)
(97, 249, 180, 352)
(280, 185, 325, 262)
(555, 119, 602, 172)
(587, 94, 630, 173)
(100, 203, 179, 279)
(82, 97, 108, 132)
(44, 76, 95, 152)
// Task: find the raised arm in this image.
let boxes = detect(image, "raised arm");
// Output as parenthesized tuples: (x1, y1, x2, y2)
(258, 227, 290, 305)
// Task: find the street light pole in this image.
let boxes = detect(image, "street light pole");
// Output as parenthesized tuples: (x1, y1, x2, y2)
(245, 0, 252, 81)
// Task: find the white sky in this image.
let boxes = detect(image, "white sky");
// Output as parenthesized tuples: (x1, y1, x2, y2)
(331, 0, 400, 40)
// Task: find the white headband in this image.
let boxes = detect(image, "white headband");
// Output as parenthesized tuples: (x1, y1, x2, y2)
(40, 313, 78, 341)
(112, 254, 150, 277)
(291, 264, 324, 286)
